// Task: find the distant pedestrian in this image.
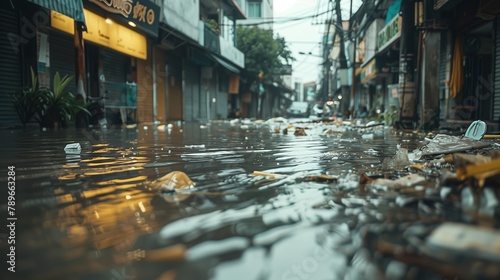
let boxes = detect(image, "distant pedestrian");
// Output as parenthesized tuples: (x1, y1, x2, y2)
(359, 106, 368, 118)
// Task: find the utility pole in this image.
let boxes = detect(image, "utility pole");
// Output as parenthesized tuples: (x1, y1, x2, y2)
(334, 0, 348, 115)
(335, 0, 347, 69)
(322, 0, 334, 104)
(349, 0, 356, 106)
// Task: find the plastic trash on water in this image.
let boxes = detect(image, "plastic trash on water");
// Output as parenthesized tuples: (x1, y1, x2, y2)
(382, 144, 410, 170)
(64, 143, 81, 154)
(408, 148, 423, 161)
(421, 134, 490, 156)
(362, 133, 374, 140)
(426, 222, 500, 262)
(464, 120, 487, 140)
(394, 145, 410, 168)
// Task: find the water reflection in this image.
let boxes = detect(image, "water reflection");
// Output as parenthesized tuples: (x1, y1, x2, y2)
(0, 122, 438, 280)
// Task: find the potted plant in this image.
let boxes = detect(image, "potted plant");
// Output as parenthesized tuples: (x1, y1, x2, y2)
(12, 69, 89, 129)
(12, 68, 42, 129)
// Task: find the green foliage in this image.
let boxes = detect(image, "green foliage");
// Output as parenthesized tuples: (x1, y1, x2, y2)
(236, 26, 295, 89)
(206, 19, 219, 34)
(12, 69, 89, 129)
(12, 68, 42, 129)
(378, 105, 399, 126)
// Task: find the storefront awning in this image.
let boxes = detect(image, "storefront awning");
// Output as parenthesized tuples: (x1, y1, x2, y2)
(211, 54, 240, 74)
(26, 0, 86, 25)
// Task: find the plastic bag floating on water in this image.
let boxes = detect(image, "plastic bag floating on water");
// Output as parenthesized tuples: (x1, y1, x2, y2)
(64, 143, 81, 154)
(148, 171, 196, 191)
(382, 144, 410, 170)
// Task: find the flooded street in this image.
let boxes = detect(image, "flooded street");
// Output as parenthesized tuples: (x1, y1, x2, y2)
(1, 120, 499, 280)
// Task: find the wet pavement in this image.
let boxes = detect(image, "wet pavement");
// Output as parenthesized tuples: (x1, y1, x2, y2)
(1, 120, 499, 280)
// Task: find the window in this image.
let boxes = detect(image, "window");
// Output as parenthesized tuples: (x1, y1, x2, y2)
(248, 1, 262, 18)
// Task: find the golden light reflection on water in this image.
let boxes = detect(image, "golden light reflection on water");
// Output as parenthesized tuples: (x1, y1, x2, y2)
(94, 175, 149, 186)
(81, 156, 115, 162)
(82, 165, 145, 176)
(48, 144, 172, 269)
(81, 190, 157, 250)
(58, 174, 78, 180)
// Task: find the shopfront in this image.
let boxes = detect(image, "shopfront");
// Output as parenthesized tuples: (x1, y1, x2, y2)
(49, 0, 159, 125)
(1, 0, 86, 127)
(360, 54, 397, 113)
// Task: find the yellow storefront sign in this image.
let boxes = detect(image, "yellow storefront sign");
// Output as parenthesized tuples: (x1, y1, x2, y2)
(360, 59, 377, 84)
(51, 10, 147, 60)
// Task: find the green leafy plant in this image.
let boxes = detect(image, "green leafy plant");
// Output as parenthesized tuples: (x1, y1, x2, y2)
(12, 69, 89, 129)
(206, 19, 220, 34)
(35, 72, 89, 128)
(12, 68, 42, 129)
(236, 26, 295, 90)
(378, 105, 399, 126)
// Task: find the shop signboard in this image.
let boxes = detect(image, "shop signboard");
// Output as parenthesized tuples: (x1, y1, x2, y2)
(360, 59, 377, 84)
(86, 0, 160, 37)
(360, 57, 389, 84)
(377, 15, 402, 52)
(51, 10, 147, 60)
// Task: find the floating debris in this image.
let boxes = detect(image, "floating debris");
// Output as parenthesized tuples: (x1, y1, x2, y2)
(294, 127, 307, 136)
(64, 143, 81, 154)
(426, 222, 500, 262)
(421, 134, 490, 156)
(147, 171, 196, 192)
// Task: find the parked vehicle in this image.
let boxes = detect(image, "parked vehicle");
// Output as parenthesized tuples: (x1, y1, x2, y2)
(87, 95, 108, 127)
(286, 101, 310, 118)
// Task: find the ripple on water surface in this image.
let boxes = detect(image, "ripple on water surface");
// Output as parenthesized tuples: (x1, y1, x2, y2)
(0, 123, 443, 280)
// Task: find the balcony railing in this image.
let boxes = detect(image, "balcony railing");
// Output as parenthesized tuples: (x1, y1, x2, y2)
(204, 23, 220, 54)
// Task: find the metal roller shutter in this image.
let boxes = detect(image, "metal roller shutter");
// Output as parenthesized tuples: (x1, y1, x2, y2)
(217, 72, 228, 119)
(0, 6, 22, 126)
(102, 49, 128, 83)
(166, 52, 182, 86)
(183, 60, 200, 122)
(165, 52, 183, 120)
(101, 48, 128, 106)
(49, 32, 76, 95)
(494, 17, 500, 122)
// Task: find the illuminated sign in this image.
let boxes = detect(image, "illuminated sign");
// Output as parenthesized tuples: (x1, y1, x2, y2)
(87, 0, 160, 37)
(377, 15, 402, 52)
(51, 10, 147, 59)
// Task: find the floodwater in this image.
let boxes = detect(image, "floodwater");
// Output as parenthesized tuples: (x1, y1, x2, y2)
(0, 121, 491, 280)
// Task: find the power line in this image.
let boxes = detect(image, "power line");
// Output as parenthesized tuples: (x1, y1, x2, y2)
(237, 9, 334, 26)
(286, 41, 322, 44)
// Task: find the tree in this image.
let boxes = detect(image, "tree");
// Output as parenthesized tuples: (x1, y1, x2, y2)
(236, 26, 295, 91)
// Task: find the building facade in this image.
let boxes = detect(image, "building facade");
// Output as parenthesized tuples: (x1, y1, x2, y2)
(0, 0, 246, 128)
(236, 0, 294, 119)
(335, 0, 500, 131)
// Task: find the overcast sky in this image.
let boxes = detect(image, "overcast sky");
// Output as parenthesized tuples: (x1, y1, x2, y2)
(273, 0, 361, 85)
